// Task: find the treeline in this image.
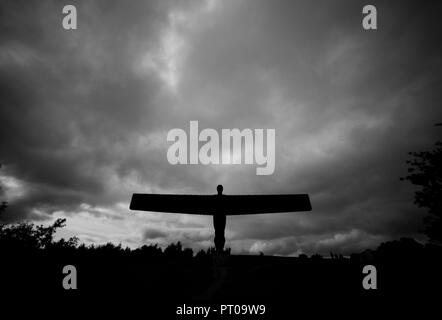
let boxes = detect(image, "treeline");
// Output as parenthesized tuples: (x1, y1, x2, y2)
(0, 218, 219, 263)
(1, 217, 441, 262)
(1, 217, 441, 304)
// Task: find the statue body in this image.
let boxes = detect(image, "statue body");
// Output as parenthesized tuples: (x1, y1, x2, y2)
(213, 185, 226, 252)
(130, 184, 311, 252)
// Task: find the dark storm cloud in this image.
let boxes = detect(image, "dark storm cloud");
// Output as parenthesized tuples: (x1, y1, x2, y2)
(0, 0, 200, 219)
(1, 0, 441, 254)
(176, 0, 441, 254)
(142, 228, 168, 240)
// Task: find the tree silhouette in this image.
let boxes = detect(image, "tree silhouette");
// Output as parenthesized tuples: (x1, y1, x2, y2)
(0, 218, 77, 251)
(401, 124, 442, 244)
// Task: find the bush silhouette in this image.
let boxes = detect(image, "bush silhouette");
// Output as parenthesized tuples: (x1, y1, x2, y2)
(401, 124, 442, 244)
(0, 218, 77, 252)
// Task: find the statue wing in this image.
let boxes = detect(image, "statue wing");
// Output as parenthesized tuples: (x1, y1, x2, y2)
(130, 193, 311, 215)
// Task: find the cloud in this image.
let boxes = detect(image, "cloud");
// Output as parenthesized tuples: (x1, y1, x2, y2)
(142, 228, 168, 240)
(1, 0, 441, 254)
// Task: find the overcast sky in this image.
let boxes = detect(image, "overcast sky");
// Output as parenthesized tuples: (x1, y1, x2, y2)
(1, 0, 441, 255)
